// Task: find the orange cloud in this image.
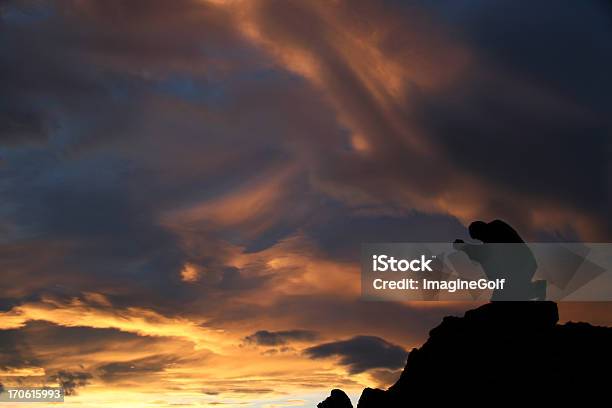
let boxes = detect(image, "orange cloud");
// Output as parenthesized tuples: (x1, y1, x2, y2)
(0, 296, 226, 353)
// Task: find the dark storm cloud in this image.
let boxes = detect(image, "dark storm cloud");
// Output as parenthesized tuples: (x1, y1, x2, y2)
(218, 267, 271, 291)
(244, 329, 319, 346)
(425, 0, 611, 236)
(98, 355, 177, 382)
(0, 0, 295, 312)
(210, 294, 467, 349)
(1, 0, 341, 249)
(0, 0, 471, 319)
(407, 0, 612, 237)
(0, 319, 199, 393)
(0, 326, 39, 369)
(410, 80, 610, 231)
(0, 0, 609, 282)
(305, 335, 408, 374)
(0, 320, 178, 372)
(0, 102, 53, 145)
(240, 0, 611, 239)
(305, 208, 469, 261)
(430, 0, 612, 113)
(1, 320, 168, 356)
(48, 371, 92, 396)
(1, 3, 611, 395)
(1, 2, 141, 147)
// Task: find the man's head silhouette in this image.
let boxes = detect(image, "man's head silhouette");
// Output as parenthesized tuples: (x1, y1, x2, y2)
(468, 221, 488, 241)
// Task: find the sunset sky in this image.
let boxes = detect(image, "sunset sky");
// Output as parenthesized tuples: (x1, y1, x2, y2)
(1, 1, 612, 407)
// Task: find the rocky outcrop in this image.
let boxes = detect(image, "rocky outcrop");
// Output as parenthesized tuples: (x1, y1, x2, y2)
(317, 389, 353, 408)
(318, 301, 612, 407)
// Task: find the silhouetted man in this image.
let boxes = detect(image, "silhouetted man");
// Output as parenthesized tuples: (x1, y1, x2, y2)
(454, 220, 546, 301)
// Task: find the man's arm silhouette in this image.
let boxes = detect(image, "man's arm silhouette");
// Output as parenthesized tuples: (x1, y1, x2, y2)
(453, 239, 488, 264)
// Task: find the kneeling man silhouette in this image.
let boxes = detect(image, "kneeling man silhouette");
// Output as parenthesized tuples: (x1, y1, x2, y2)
(454, 220, 546, 301)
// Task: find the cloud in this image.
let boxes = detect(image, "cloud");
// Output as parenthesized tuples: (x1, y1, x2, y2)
(1, 1, 612, 405)
(98, 355, 177, 383)
(0, 325, 40, 370)
(0, 295, 226, 353)
(304, 209, 468, 261)
(244, 330, 318, 346)
(206, 0, 612, 240)
(369, 368, 403, 388)
(48, 370, 92, 396)
(304, 335, 408, 374)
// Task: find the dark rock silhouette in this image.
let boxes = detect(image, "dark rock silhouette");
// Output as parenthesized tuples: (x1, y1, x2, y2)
(317, 389, 353, 408)
(318, 301, 612, 407)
